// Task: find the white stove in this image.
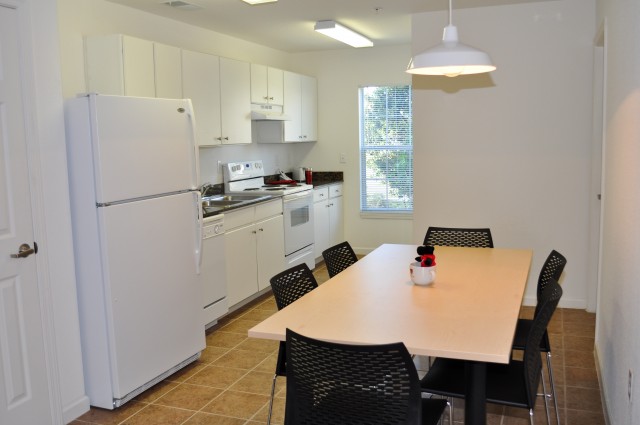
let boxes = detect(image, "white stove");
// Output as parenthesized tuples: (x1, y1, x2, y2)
(223, 160, 313, 196)
(223, 160, 315, 270)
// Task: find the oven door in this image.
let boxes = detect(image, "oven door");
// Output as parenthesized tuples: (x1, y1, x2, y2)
(283, 190, 314, 255)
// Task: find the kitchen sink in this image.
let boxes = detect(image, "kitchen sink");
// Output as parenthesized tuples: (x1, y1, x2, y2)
(201, 194, 273, 210)
(202, 199, 243, 207)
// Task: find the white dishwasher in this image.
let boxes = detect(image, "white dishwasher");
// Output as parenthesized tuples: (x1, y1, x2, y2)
(202, 214, 228, 328)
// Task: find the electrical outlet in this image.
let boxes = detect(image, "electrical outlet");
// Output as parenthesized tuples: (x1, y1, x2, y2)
(629, 369, 633, 401)
(339, 153, 346, 164)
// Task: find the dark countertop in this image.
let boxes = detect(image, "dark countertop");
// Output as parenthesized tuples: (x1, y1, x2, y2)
(311, 171, 344, 187)
(203, 194, 280, 218)
(201, 171, 344, 217)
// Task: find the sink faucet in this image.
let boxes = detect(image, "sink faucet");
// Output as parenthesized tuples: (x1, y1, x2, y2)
(199, 182, 214, 197)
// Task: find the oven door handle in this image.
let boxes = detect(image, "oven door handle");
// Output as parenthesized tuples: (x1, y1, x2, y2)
(283, 191, 312, 203)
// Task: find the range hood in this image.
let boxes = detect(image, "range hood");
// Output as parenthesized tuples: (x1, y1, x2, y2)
(250, 104, 290, 121)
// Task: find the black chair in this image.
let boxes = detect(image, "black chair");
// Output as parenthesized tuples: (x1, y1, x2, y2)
(420, 280, 563, 425)
(511, 250, 567, 425)
(322, 241, 358, 278)
(267, 264, 319, 425)
(285, 328, 448, 425)
(423, 227, 494, 248)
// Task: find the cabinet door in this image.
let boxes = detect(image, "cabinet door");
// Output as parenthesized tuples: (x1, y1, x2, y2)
(182, 50, 222, 146)
(220, 57, 251, 144)
(300, 74, 317, 141)
(283, 71, 302, 142)
(250, 63, 268, 104)
(256, 215, 285, 291)
(84, 34, 154, 97)
(267, 67, 284, 105)
(314, 199, 330, 259)
(122, 36, 156, 97)
(225, 224, 258, 307)
(329, 195, 344, 248)
(154, 43, 182, 99)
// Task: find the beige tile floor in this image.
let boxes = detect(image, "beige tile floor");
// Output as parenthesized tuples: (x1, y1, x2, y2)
(72, 261, 605, 425)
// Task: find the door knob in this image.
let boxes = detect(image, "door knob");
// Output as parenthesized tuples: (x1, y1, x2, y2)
(10, 243, 37, 259)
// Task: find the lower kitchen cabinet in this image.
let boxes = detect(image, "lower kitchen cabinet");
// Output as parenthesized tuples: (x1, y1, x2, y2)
(313, 183, 344, 260)
(225, 200, 285, 307)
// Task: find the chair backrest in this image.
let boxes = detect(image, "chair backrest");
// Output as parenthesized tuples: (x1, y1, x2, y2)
(270, 263, 318, 311)
(536, 249, 567, 302)
(285, 328, 423, 425)
(322, 241, 358, 278)
(523, 280, 562, 408)
(423, 226, 494, 248)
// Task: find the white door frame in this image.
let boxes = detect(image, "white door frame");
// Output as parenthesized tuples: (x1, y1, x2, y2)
(592, 19, 607, 327)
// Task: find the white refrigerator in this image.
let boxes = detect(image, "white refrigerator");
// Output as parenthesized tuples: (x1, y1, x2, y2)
(65, 94, 205, 409)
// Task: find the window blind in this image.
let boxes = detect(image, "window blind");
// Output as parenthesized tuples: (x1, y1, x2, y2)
(359, 85, 413, 212)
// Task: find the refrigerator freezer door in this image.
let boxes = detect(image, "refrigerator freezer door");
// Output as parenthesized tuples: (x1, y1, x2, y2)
(97, 191, 204, 399)
(86, 94, 198, 204)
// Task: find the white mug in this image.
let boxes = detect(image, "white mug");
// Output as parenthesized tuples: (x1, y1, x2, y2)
(410, 262, 436, 286)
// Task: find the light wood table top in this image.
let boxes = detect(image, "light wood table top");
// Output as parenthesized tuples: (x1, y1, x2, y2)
(249, 244, 532, 364)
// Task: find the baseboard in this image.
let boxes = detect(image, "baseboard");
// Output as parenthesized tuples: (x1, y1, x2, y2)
(63, 395, 90, 424)
(594, 345, 612, 425)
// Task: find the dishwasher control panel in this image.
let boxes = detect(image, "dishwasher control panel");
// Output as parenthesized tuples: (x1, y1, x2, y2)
(203, 215, 224, 239)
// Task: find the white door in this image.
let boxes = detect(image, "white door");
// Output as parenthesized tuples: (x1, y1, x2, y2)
(0, 3, 53, 423)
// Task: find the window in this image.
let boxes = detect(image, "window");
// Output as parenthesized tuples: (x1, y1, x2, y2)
(359, 85, 413, 213)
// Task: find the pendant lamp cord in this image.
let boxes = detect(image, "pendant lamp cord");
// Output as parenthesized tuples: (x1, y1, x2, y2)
(448, 0, 453, 26)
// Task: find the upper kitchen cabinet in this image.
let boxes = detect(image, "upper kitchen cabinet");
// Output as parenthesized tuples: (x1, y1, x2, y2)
(85, 34, 156, 97)
(154, 43, 183, 99)
(283, 71, 318, 142)
(250, 64, 284, 105)
(219, 57, 252, 145)
(181, 50, 222, 146)
(182, 51, 252, 146)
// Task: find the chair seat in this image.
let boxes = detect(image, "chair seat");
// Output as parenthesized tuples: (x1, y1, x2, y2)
(512, 318, 551, 352)
(420, 358, 531, 409)
(421, 398, 448, 425)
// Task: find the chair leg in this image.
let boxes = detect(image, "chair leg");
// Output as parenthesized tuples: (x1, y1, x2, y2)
(267, 374, 278, 425)
(529, 408, 535, 425)
(447, 398, 453, 425)
(540, 368, 551, 425)
(546, 352, 561, 425)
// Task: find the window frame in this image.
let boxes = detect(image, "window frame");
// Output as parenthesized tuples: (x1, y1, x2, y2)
(358, 84, 413, 216)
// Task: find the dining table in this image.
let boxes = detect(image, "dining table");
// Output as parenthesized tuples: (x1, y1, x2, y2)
(248, 243, 533, 425)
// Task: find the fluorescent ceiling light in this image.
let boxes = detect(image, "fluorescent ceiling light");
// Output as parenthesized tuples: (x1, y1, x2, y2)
(406, 0, 495, 77)
(242, 0, 277, 5)
(314, 20, 373, 48)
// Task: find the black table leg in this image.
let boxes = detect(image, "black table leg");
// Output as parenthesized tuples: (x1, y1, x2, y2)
(465, 361, 487, 425)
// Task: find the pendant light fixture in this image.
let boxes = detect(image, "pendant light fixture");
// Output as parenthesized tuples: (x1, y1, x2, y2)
(406, 0, 496, 77)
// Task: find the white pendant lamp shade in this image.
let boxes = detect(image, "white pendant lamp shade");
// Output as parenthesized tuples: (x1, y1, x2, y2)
(407, 1, 496, 77)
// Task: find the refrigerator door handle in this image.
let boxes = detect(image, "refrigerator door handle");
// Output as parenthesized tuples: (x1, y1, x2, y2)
(195, 191, 203, 274)
(184, 99, 200, 189)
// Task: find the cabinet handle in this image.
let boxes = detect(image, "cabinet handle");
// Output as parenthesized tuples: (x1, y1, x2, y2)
(215, 137, 222, 141)
(269, 97, 274, 100)
(259, 228, 264, 232)
(252, 230, 257, 234)
(223, 137, 229, 141)
(263, 96, 269, 100)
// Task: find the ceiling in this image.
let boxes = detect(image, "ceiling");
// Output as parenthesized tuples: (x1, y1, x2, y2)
(105, 0, 551, 53)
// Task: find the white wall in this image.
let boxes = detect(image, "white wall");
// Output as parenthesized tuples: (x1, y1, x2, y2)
(411, 0, 596, 308)
(595, 0, 640, 422)
(288, 46, 414, 253)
